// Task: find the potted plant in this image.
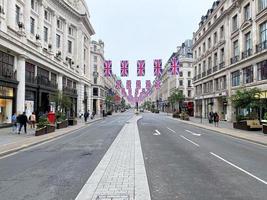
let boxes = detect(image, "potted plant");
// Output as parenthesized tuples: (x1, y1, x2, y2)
(68, 118, 77, 126)
(35, 116, 49, 136)
(172, 111, 180, 118)
(180, 111, 190, 121)
(56, 112, 68, 129)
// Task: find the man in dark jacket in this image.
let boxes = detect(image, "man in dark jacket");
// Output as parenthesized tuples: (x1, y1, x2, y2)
(18, 112, 28, 134)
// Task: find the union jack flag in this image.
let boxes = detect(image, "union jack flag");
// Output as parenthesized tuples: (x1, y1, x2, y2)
(126, 80, 131, 89)
(146, 80, 151, 90)
(104, 60, 112, 77)
(121, 88, 127, 97)
(115, 80, 122, 90)
(137, 60, 145, 76)
(154, 59, 162, 77)
(121, 60, 129, 77)
(136, 80, 141, 89)
(170, 57, 180, 75)
(155, 80, 161, 90)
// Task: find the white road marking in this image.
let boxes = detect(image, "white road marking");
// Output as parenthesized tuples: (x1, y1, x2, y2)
(210, 152, 267, 185)
(185, 129, 201, 136)
(153, 130, 161, 136)
(180, 135, 200, 147)
(167, 127, 176, 133)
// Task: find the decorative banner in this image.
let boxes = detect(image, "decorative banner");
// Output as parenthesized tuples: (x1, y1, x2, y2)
(136, 80, 141, 89)
(121, 88, 127, 97)
(121, 60, 129, 77)
(145, 80, 151, 90)
(115, 80, 122, 89)
(104, 60, 112, 77)
(137, 60, 145, 76)
(154, 59, 162, 77)
(126, 80, 131, 89)
(170, 57, 180, 75)
(155, 80, 161, 90)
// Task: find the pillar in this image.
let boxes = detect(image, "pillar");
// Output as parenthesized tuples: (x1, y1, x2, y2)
(77, 82, 84, 115)
(17, 55, 26, 114)
(51, 11, 57, 53)
(7, 0, 16, 29)
(24, 0, 31, 35)
(58, 74, 63, 91)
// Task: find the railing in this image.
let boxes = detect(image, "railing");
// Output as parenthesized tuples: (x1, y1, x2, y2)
(256, 40, 267, 53)
(37, 76, 58, 89)
(242, 49, 252, 59)
(213, 65, 218, 73)
(207, 68, 212, 75)
(25, 75, 37, 84)
(219, 62, 225, 70)
(230, 56, 239, 64)
(0, 65, 16, 80)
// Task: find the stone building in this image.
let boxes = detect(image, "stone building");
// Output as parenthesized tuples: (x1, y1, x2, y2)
(193, 0, 267, 121)
(0, 0, 94, 127)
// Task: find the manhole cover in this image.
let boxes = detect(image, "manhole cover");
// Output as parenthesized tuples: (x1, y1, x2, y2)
(96, 194, 129, 200)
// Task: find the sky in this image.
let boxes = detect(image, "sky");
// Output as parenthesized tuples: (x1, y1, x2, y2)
(86, 0, 215, 89)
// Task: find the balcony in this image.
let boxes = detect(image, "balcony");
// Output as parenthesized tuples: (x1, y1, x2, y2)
(202, 71, 206, 78)
(37, 76, 58, 89)
(213, 65, 218, 73)
(230, 56, 239, 64)
(25, 75, 37, 84)
(242, 49, 252, 59)
(63, 86, 77, 95)
(219, 62, 225, 70)
(197, 74, 201, 79)
(0, 65, 16, 81)
(193, 76, 197, 81)
(207, 68, 212, 75)
(256, 40, 267, 53)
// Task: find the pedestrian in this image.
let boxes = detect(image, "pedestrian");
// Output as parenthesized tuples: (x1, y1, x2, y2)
(84, 110, 89, 122)
(29, 112, 36, 129)
(91, 111, 95, 119)
(208, 111, 214, 124)
(102, 109, 105, 118)
(11, 113, 17, 133)
(214, 112, 219, 127)
(18, 112, 28, 134)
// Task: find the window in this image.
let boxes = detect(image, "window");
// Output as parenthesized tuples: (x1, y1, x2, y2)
(179, 72, 183, 77)
(179, 80, 183, 86)
(220, 48, 225, 62)
(56, 34, 61, 48)
(15, 5, 20, 25)
(243, 66, 254, 84)
(188, 80, 191, 87)
(198, 46, 201, 56)
(214, 32, 217, 44)
(30, 17, 35, 35)
(257, 60, 267, 80)
(188, 90, 191, 97)
(188, 71, 191, 77)
(245, 32, 252, 51)
(220, 25, 224, 39)
(259, 0, 267, 12)
(51, 73, 57, 85)
(25, 62, 35, 84)
(43, 27, 48, 42)
(214, 53, 218, 66)
(44, 10, 51, 22)
(93, 88, 98, 96)
(260, 21, 267, 43)
(203, 42, 206, 52)
(68, 27, 73, 35)
(68, 40, 72, 53)
(203, 60, 206, 72)
(57, 19, 63, 30)
(232, 14, 238, 32)
(208, 57, 212, 69)
(94, 64, 97, 72)
(244, 3, 251, 21)
(31, 0, 38, 12)
(208, 37, 211, 48)
(233, 40, 239, 57)
(94, 56, 97, 62)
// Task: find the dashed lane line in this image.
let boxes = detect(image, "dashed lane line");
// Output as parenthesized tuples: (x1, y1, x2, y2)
(210, 152, 267, 185)
(167, 127, 176, 133)
(185, 129, 202, 136)
(180, 135, 200, 147)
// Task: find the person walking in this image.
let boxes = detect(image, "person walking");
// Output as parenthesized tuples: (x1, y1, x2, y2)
(29, 112, 36, 129)
(84, 110, 89, 122)
(91, 111, 95, 120)
(11, 113, 17, 133)
(214, 112, 219, 127)
(18, 112, 28, 134)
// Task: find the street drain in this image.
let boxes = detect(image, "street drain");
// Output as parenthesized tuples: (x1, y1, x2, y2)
(96, 194, 129, 200)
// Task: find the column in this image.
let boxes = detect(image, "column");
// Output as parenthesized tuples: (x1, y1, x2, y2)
(252, 0, 257, 52)
(17, 55, 26, 113)
(58, 74, 63, 91)
(201, 99, 205, 119)
(253, 63, 258, 82)
(76, 29, 84, 74)
(38, 1, 44, 48)
(88, 84, 92, 112)
(24, 0, 31, 35)
(77, 82, 84, 115)
(51, 11, 57, 53)
(7, 0, 16, 29)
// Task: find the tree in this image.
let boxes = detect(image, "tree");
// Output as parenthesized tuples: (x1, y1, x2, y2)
(51, 91, 72, 120)
(168, 89, 185, 112)
(105, 95, 114, 111)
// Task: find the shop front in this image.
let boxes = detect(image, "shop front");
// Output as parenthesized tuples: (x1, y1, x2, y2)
(0, 86, 16, 126)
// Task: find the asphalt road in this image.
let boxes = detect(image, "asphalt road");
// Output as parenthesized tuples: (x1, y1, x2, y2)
(138, 112, 267, 200)
(0, 112, 133, 200)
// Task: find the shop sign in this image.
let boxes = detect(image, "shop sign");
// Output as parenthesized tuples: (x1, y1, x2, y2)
(0, 86, 13, 97)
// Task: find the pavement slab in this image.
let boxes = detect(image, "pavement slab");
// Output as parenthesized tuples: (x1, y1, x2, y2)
(75, 115, 151, 200)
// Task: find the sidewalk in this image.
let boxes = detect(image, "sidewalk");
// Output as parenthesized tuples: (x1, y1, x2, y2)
(0, 117, 102, 157)
(75, 115, 151, 200)
(163, 113, 267, 146)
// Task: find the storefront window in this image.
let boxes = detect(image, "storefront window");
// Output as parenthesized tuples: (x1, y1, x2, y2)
(257, 60, 267, 81)
(0, 86, 14, 124)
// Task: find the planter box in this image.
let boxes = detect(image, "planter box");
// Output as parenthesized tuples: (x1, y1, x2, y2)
(57, 120, 68, 129)
(233, 120, 262, 131)
(35, 127, 47, 136)
(263, 125, 267, 134)
(68, 119, 77, 126)
(47, 125, 56, 133)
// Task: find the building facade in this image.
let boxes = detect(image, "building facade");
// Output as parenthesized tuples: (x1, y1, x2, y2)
(0, 0, 94, 127)
(153, 40, 194, 113)
(193, 0, 267, 122)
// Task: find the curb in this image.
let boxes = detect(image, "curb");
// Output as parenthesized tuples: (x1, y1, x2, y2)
(168, 117, 267, 146)
(0, 119, 103, 158)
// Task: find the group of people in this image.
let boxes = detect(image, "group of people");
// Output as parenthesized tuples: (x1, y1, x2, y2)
(79, 110, 96, 122)
(208, 111, 220, 127)
(11, 112, 36, 134)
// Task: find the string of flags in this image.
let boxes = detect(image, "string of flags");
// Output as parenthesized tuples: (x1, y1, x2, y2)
(103, 58, 180, 104)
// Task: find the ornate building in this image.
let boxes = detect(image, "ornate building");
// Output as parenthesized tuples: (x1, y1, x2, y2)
(0, 0, 95, 126)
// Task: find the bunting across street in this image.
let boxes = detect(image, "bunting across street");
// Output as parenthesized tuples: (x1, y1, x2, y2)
(126, 80, 131, 89)
(155, 79, 161, 90)
(104, 60, 112, 77)
(137, 60, 145, 76)
(154, 59, 163, 77)
(170, 57, 180, 75)
(121, 60, 129, 77)
(146, 80, 151, 90)
(136, 80, 141, 90)
(115, 80, 122, 90)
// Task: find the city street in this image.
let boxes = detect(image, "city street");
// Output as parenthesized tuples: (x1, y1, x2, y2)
(138, 112, 267, 200)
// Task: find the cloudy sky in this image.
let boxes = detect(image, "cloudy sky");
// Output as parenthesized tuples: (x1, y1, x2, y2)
(86, 0, 215, 88)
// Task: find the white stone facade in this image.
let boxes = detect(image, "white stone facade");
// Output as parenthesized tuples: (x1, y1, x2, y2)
(193, 0, 267, 122)
(0, 0, 94, 125)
